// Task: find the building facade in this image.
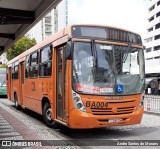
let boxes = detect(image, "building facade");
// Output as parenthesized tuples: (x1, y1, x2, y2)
(26, 0, 68, 43)
(0, 53, 7, 65)
(26, 12, 53, 43)
(144, 0, 160, 73)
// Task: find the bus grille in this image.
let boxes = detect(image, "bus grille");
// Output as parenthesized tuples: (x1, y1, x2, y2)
(91, 106, 134, 115)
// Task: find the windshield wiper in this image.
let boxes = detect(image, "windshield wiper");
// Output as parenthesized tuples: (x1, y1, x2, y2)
(73, 65, 79, 83)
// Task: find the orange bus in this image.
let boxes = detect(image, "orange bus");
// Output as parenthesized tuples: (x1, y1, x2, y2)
(7, 24, 145, 129)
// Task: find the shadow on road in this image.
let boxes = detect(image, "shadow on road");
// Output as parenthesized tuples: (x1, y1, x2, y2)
(57, 123, 158, 140)
(0, 95, 8, 98)
(10, 104, 43, 123)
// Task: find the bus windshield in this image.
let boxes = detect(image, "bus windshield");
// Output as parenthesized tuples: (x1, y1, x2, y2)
(72, 41, 145, 95)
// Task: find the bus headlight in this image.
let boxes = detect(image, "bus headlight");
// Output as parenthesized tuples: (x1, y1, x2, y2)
(72, 90, 86, 112)
(139, 92, 145, 108)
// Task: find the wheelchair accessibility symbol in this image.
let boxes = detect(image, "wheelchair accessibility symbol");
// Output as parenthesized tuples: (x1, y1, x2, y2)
(117, 84, 123, 93)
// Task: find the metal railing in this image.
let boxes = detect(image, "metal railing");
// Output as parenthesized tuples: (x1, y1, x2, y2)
(144, 95, 160, 113)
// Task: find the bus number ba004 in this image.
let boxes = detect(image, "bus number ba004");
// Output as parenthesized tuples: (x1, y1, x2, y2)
(86, 101, 108, 108)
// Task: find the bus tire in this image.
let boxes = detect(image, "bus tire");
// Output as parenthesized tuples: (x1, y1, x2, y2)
(14, 94, 20, 110)
(42, 102, 58, 128)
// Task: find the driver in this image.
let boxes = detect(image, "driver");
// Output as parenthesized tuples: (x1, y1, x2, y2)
(76, 49, 91, 81)
(76, 49, 89, 69)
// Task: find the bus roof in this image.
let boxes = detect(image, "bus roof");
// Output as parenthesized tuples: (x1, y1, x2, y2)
(7, 24, 142, 66)
(68, 24, 141, 35)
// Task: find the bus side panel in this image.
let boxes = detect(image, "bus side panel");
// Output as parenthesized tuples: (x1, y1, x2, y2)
(23, 78, 53, 115)
(26, 78, 44, 115)
(23, 79, 31, 110)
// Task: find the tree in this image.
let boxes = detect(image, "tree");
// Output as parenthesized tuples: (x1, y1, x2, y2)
(0, 64, 7, 68)
(6, 36, 36, 60)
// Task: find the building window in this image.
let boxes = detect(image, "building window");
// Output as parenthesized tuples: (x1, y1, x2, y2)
(148, 27, 153, 32)
(146, 48, 152, 53)
(149, 16, 154, 22)
(45, 18, 51, 24)
(149, 5, 155, 12)
(155, 34, 160, 40)
(154, 45, 160, 51)
(145, 37, 152, 43)
(146, 58, 153, 60)
(156, 12, 160, 17)
(154, 56, 160, 59)
(155, 23, 160, 29)
(45, 25, 52, 33)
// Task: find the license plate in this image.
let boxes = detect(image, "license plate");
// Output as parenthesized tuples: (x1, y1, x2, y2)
(108, 118, 122, 123)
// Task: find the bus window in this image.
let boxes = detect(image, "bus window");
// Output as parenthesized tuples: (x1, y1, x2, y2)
(11, 63, 14, 79)
(11, 61, 19, 80)
(25, 55, 30, 78)
(29, 52, 39, 78)
(39, 45, 52, 77)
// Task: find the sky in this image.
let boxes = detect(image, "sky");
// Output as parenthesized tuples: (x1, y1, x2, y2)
(68, 0, 149, 38)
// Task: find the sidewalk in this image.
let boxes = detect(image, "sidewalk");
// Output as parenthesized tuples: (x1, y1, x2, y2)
(0, 107, 43, 140)
(0, 106, 54, 149)
(0, 99, 78, 149)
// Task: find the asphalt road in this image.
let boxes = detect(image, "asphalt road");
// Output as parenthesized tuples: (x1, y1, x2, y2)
(0, 97, 160, 149)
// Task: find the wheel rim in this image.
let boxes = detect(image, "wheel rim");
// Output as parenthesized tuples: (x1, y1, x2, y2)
(46, 108, 52, 121)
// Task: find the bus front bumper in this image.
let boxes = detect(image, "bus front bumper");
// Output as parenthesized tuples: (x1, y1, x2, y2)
(69, 107, 144, 129)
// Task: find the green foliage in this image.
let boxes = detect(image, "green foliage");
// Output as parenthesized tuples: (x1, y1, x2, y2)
(6, 36, 36, 61)
(0, 64, 7, 68)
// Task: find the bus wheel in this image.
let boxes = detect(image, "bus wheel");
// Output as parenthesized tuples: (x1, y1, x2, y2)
(14, 94, 20, 110)
(42, 102, 58, 128)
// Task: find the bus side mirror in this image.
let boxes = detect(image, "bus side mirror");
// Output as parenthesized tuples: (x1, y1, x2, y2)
(65, 41, 72, 60)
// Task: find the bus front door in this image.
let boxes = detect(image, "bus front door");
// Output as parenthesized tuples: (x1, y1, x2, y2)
(56, 47, 67, 122)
